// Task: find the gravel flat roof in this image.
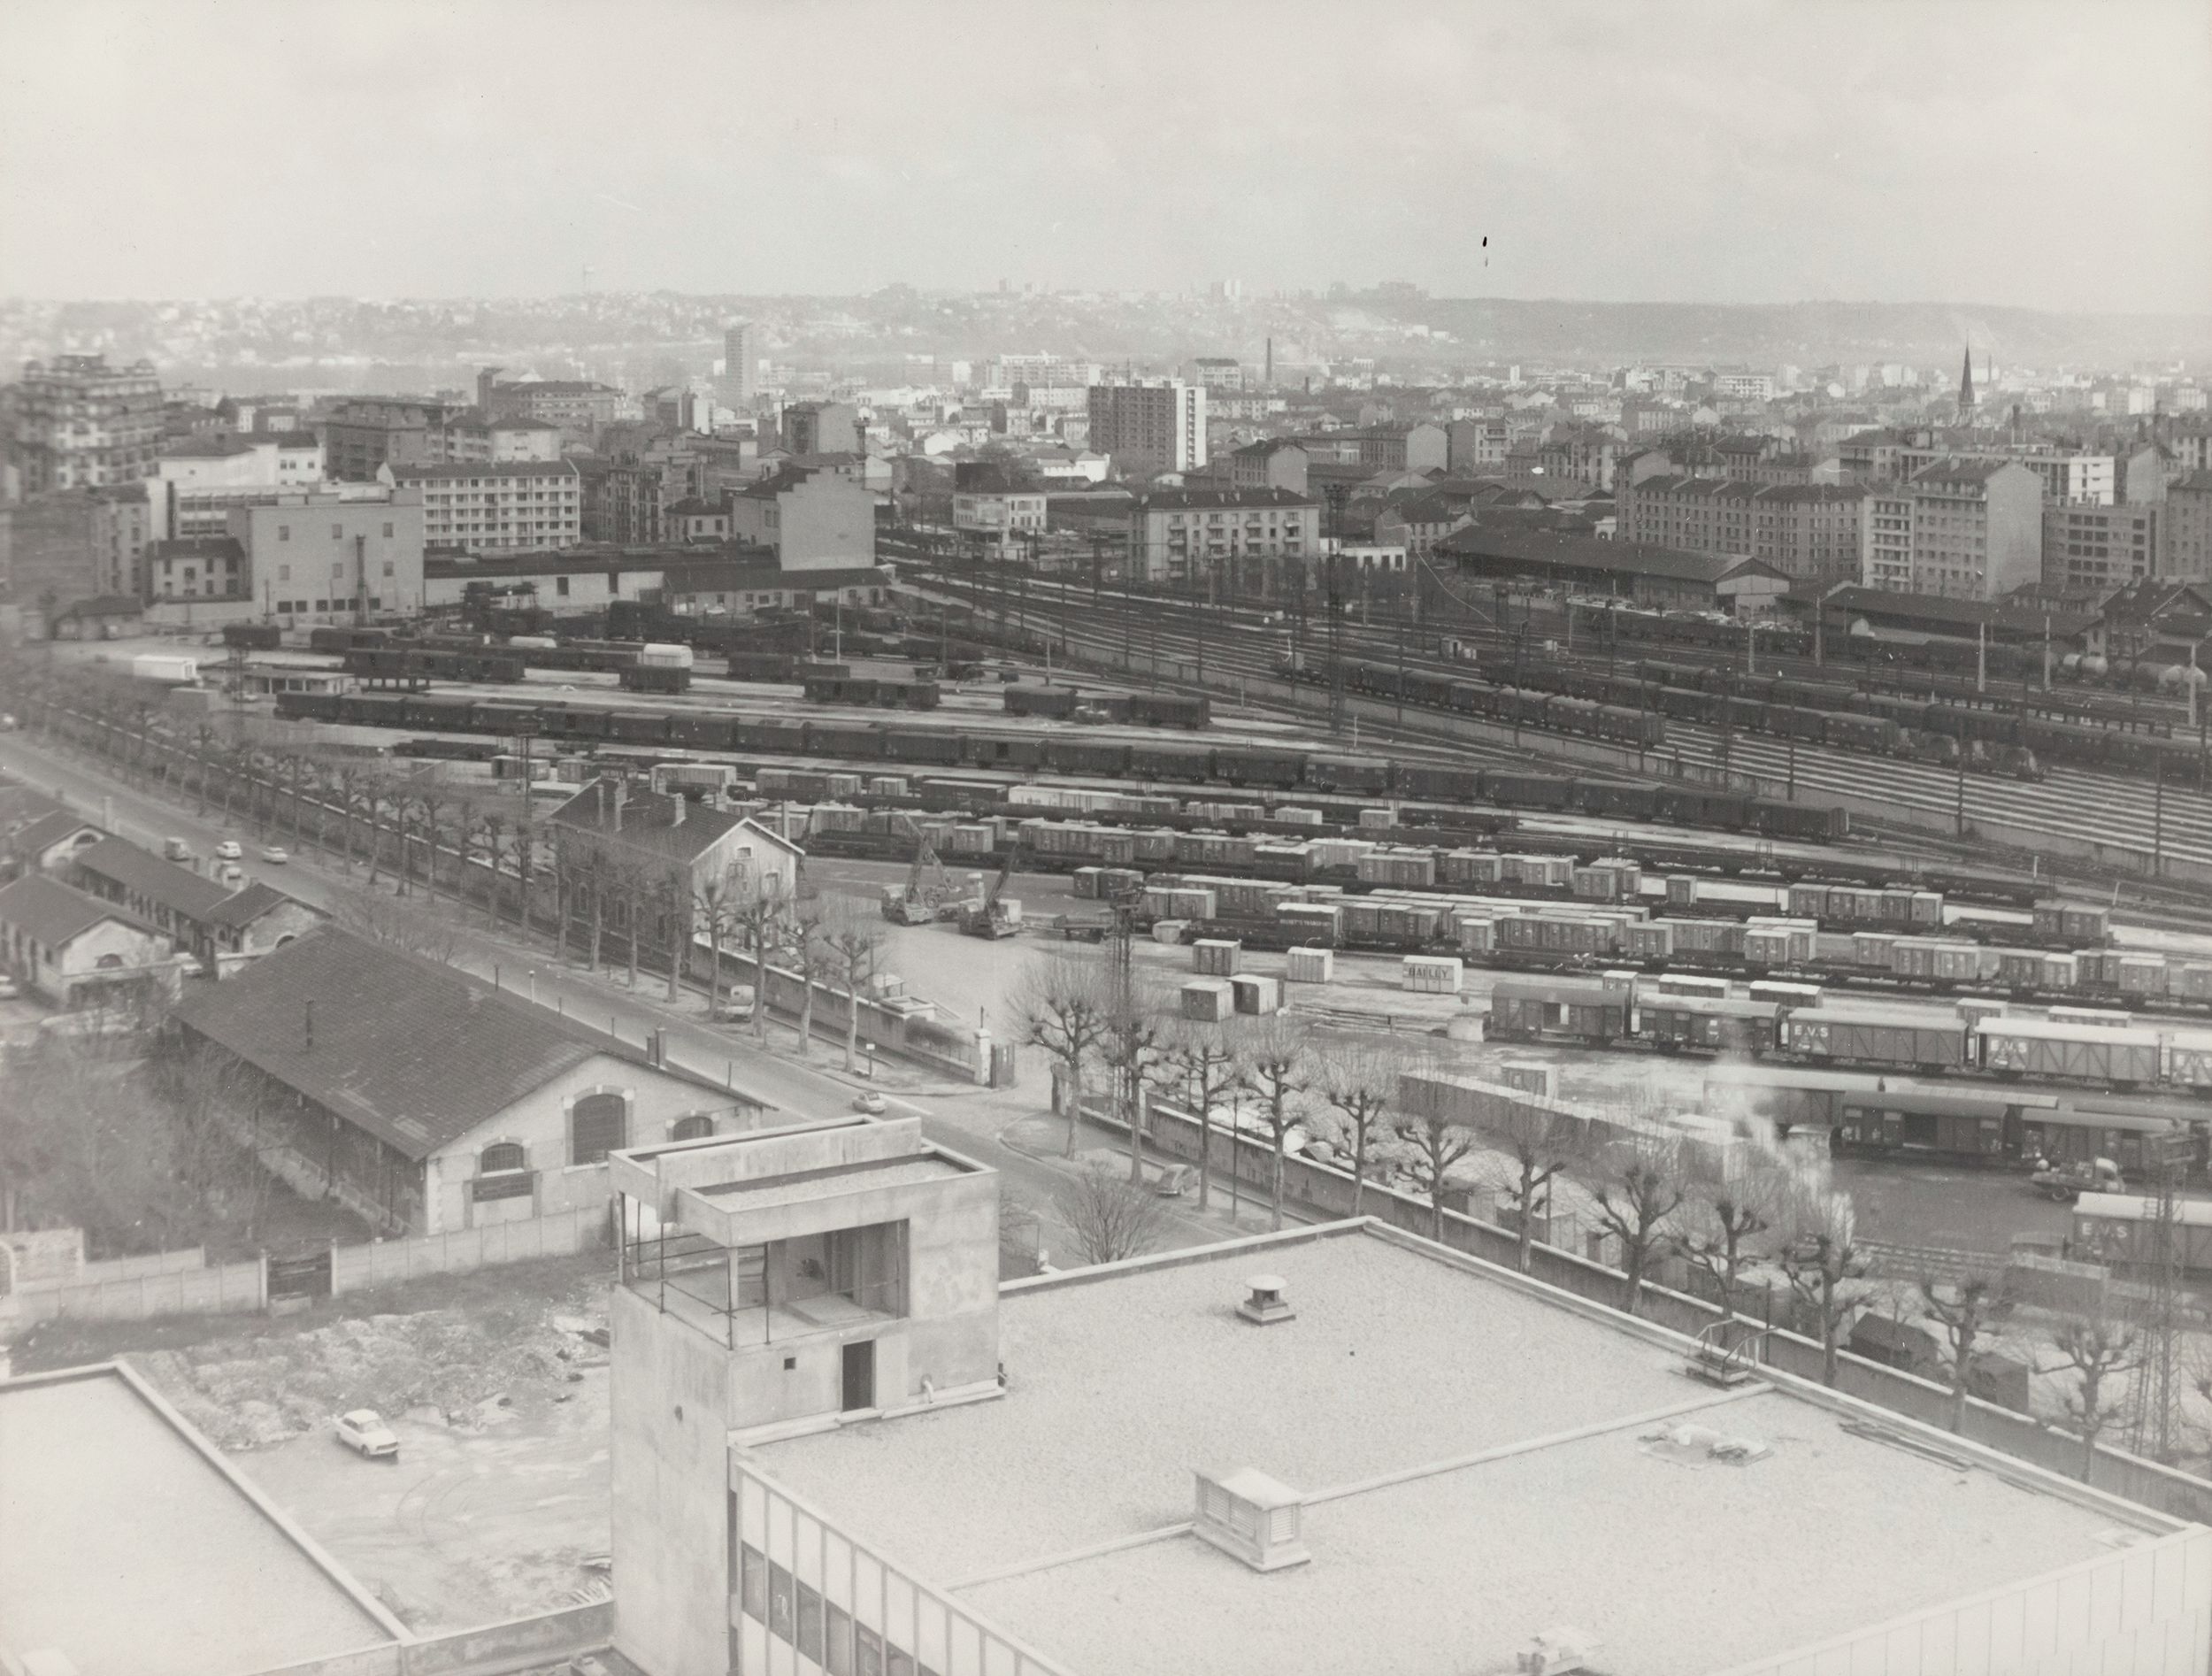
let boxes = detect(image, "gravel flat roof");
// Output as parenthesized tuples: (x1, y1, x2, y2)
(749, 1227, 2166, 1676)
(0, 1369, 397, 1676)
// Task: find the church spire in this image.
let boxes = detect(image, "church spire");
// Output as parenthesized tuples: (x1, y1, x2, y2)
(1958, 342, 1977, 418)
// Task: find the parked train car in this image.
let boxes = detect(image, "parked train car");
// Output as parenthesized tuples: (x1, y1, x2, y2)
(1486, 976, 1632, 1044)
(803, 675, 941, 710)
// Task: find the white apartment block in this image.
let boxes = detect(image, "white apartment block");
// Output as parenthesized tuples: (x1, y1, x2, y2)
(380, 460, 582, 554)
(1898, 459, 2044, 601)
(1087, 381, 1207, 478)
(152, 433, 326, 540)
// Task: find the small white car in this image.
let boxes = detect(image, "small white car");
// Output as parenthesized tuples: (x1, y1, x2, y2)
(258, 844, 289, 865)
(334, 1409, 399, 1460)
(213, 839, 242, 861)
(851, 1091, 888, 1116)
(0, 976, 20, 1001)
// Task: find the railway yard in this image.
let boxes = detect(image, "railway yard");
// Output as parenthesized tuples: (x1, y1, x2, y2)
(19, 587, 2212, 1279)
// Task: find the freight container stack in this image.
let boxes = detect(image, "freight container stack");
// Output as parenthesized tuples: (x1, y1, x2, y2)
(1285, 947, 1335, 984)
(1571, 857, 1642, 902)
(1358, 848, 1438, 888)
(1193, 939, 1242, 977)
(1279, 902, 1341, 944)
(1180, 980, 1234, 1022)
(1230, 975, 1282, 1016)
(1439, 850, 1504, 887)
(1145, 886, 1217, 921)
(1502, 855, 1574, 889)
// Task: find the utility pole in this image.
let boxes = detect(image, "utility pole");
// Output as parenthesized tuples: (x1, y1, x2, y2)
(1954, 746, 1967, 837)
(1976, 621, 1986, 695)
(2153, 756, 2165, 878)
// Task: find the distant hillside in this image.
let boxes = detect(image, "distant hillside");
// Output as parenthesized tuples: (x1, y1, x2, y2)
(1410, 297, 2212, 371)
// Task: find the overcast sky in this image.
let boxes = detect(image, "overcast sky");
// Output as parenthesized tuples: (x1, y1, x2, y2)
(2, 0, 2207, 312)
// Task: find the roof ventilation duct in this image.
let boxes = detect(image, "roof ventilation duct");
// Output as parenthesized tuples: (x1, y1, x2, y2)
(1236, 1272, 1294, 1326)
(1192, 1468, 1308, 1572)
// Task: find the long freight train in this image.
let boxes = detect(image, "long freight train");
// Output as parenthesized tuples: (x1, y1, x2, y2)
(271, 687, 1849, 842)
(1486, 973, 2212, 1093)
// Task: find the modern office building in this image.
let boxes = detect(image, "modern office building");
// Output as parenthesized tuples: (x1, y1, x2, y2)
(1087, 381, 1207, 478)
(381, 459, 582, 555)
(12, 354, 165, 494)
(605, 1137, 2212, 1676)
(724, 321, 761, 408)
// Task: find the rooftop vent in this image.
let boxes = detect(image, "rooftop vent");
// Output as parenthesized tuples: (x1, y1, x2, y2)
(1236, 1272, 1294, 1326)
(1193, 1468, 1309, 1572)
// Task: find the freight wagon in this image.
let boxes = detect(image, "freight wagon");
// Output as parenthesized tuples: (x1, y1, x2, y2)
(1781, 1010, 1970, 1072)
(1974, 1019, 2165, 1088)
(1636, 995, 1781, 1054)
(1486, 976, 1632, 1044)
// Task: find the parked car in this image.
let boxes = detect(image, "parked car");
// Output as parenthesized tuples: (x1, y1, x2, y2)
(0, 976, 20, 1001)
(218, 862, 244, 885)
(710, 985, 758, 1022)
(162, 836, 191, 861)
(851, 1091, 888, 1115)
(258, 844, 289, 865)
(1155, 1164, 1199, 1198)
(213, 839, 242, 860)
(334, 1409, 399, 1460)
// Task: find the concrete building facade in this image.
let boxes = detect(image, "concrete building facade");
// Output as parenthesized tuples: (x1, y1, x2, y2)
(12, 355, 164, 494)
(1899, 458, 2046, 600)
(781, 402, 862, 458)
(723, 322, 761, 408)
(382, 459, 581, 555)
(1123, 487, 1319, 586)
(1087, 381, 1207, 478)
(2162, 471, 2212, 583)
(229, 489, 427, 621)
(2043, 501, 2161, 593)
(728, 465, 876, 573)
(1617, 476, 1872, 588)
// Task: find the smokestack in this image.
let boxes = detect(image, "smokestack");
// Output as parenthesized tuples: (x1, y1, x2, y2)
(669, 793, 685, 827)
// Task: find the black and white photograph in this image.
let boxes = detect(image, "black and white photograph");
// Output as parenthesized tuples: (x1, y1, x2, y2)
(2, 2, 2211, 1672)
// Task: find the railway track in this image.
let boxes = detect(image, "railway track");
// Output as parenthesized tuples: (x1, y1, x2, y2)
(981, 581, 2212, 874)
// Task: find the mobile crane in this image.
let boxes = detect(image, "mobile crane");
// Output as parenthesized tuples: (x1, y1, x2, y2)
(881, 834, 957, 926)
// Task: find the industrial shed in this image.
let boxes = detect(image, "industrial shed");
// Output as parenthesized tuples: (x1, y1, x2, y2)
(1438, 526, 1790, 613)
(170, 926, 770, 1234)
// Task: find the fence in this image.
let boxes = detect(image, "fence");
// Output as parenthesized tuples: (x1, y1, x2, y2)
(329, 1205, 606, 1295)
(3, 1206, 611, 1326)
(704, 944, 997, 1085)
(245, 1602, 612, 1676)
(4, 1249, 266, 1324)
(1087, 1091, 2212, 1525)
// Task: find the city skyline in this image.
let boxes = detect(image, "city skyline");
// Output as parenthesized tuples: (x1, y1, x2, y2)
(2, 0, 2208, 313)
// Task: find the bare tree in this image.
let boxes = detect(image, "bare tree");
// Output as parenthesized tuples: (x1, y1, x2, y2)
(1782, 1190, 1870, 1386)
(728, 878, 788, 1042)
(694, 862, 745, 1017)
(1165, 1023, 1245, 1212)
(326, 880, 461, 965)
(1486, 1100, 1580, 1275)
(1315, 1042, 1393, 1217)
(1235, 1014, 1311, 1229)
(1056, 1163, 1170, 1266)
(782, 903, 827, 1056)
(1919, 1277, 2011, 1434)
(1674, 1169, 1780, 1319)
(1014, 950, 1112, 1157)
(1097, 976, 1171, 1186)
(1592, 1139, 1686, 1318)
(1396, 1106, 1478, 1242)
(822, 912, 886, 1072)
(2044, 1317, 2139, 1480)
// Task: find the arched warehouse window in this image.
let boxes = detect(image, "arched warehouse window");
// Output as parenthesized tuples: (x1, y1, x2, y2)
(480, 1141, 526, 1175)
(672, 1114, 715, 1142)
(570, 1092, 627, 1165)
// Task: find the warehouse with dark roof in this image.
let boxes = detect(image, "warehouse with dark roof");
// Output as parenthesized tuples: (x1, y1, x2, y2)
(1438, 526, 1790, 612)
(171, 926, 770, 1234)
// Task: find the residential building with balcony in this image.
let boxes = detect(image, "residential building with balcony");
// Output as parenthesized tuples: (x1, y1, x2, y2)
(1895, 458, 2046, 600)
(951, 464, 1047, 555)
(381, 459, 581, 556)
(2160, 471, 2212, 583)
(1617, 475, 1872, 588)
(12, 354, 165, 494)
(317, 397, 472, 481)
(1124, 486, 1319, 588)
(2042, 502, 2160, 593)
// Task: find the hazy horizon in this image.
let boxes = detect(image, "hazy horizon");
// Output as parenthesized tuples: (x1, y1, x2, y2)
(3, 0, 2208, 315)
